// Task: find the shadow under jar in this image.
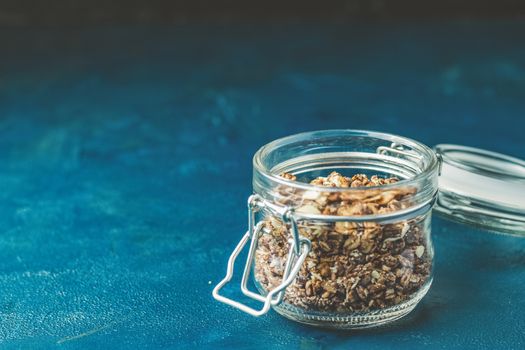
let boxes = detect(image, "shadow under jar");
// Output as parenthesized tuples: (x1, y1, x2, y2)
(214, 130, 440, 328)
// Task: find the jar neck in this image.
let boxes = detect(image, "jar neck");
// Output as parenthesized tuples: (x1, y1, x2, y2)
(252, 130, 439, 216)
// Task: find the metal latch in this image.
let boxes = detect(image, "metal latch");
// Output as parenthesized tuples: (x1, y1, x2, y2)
(212, 194, 311, 316)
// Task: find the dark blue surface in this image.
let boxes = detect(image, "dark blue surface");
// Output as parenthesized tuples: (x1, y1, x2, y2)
(0, 21, 524, 349)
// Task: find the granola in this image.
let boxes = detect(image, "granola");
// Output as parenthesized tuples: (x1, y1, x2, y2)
(254, 172, 431, 313)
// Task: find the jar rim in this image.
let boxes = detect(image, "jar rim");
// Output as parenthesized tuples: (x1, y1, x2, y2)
(253, 129, 439, 192)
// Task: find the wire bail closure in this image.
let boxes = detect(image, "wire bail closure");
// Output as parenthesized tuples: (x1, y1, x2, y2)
(212, 194, 311, 316)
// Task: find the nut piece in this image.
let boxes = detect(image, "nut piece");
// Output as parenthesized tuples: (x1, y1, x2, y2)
(280, 172, 297, 181)
(302, 190, 320, 200)
(415, 245, 425, 258)
(326, 172, 350, 187)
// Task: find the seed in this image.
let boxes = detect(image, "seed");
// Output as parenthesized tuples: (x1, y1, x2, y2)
(296, 204, 321, 215)
(344, 236, 361, 250)
(319, 241, 331, 252)
(415, 245, 425, 258)
(359, 239, 375, 254)
(320, 264, 331, 277)
(385, 288, 395, 299)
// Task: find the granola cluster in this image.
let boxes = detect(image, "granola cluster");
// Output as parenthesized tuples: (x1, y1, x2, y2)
(254, 172, 431, 313)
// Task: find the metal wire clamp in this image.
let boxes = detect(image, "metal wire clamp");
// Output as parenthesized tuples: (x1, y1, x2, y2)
(212, 194, 311, 316)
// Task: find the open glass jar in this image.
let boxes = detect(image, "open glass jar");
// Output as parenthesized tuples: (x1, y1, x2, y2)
(213, 130, 525, 329)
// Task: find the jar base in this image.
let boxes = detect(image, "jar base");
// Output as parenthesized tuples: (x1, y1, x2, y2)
(271, 279, 432, 329)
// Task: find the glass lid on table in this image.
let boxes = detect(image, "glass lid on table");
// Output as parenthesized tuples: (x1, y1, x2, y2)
(433, 144, 525, 236)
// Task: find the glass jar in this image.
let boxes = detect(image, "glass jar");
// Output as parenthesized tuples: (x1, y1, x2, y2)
(213, 130, 525, 329)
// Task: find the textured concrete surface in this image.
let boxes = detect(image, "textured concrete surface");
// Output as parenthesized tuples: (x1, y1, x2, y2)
(0, 21, 524, 349)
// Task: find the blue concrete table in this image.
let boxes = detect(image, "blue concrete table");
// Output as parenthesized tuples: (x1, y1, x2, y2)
(0, 21, 524, 349)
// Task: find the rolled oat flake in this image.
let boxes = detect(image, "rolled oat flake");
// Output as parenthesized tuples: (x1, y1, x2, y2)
(212, 130, 525, 329)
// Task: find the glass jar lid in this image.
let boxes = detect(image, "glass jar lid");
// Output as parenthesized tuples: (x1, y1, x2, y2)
(433, 144, 525, 236)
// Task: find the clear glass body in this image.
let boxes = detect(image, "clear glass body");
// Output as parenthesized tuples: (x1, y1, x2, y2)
(252, 130, 439, 328)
